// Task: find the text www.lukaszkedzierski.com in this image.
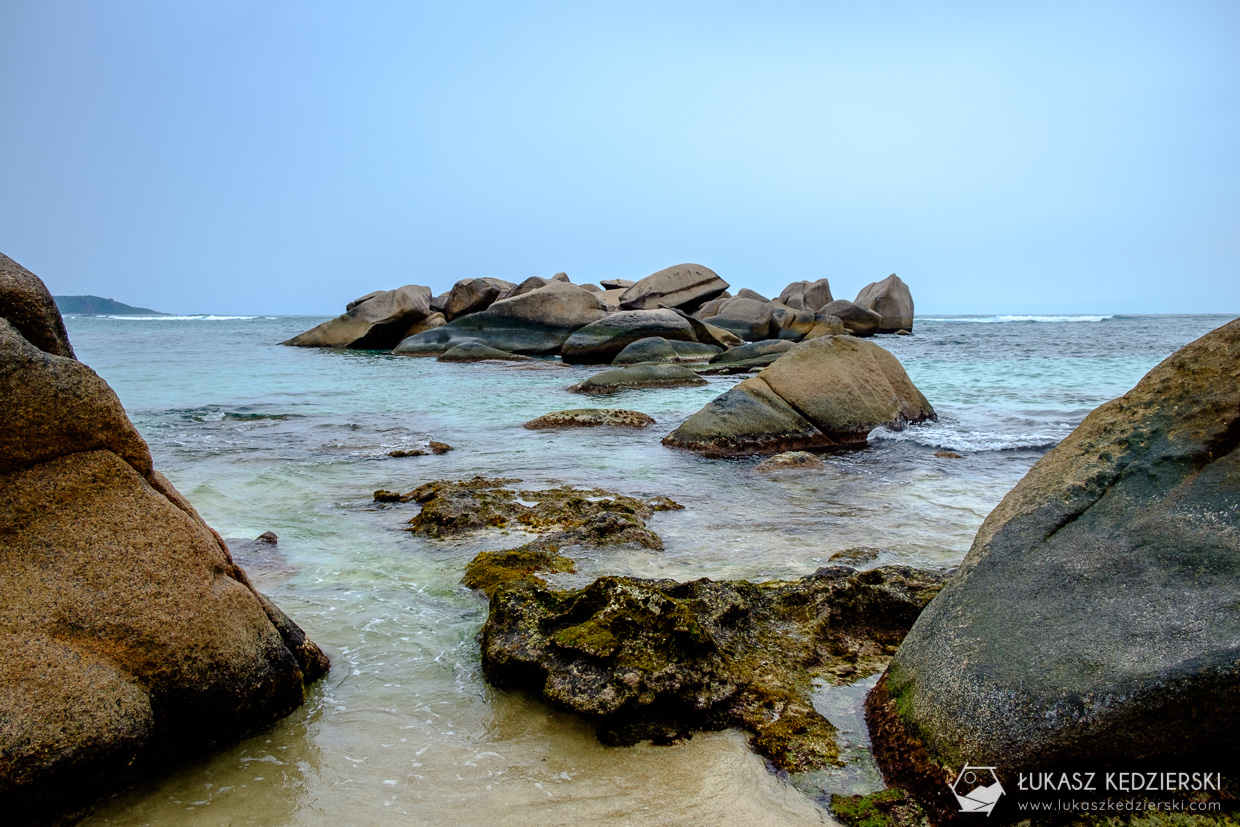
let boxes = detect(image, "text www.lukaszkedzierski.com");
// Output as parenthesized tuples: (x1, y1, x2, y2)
(1016, 800, 1221, 813)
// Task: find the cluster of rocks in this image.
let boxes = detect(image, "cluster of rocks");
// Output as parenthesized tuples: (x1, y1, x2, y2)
(390, 471, 949, 776)
(0, 254, 329, 820)
(282, 263, 915, 358)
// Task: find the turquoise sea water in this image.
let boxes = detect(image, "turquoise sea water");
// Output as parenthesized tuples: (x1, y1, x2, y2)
(63, 313, 1233, 826)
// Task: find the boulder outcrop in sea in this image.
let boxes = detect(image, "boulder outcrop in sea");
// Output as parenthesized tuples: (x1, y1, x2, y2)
(616, 263, 729, 312)
(283, 284, 433, 348)
(855, 273, 914, 334)
(865, 316, 1240, 822)
(0, 254, 329, 820)
(665, 335, 935, 456)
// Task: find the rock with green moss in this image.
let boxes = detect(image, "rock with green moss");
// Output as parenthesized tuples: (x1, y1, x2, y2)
(831, 788, 929, 827)
(523, 408, 655, 430)
(383, 476, 682, 542)
(480, 565, 944, 772)
(463, 546, 576, 597)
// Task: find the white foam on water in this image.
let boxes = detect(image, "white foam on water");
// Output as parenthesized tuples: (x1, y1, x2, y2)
(923, 314, 1114, 323)
(97, 314, 261, 321)
(871, 421, 1073, 452)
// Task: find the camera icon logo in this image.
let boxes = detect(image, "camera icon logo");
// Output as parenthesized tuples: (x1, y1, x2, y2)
(951, 764, 1005, 815)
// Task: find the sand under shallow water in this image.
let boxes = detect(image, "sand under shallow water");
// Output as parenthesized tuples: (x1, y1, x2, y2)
(63, 312, 1231, 825)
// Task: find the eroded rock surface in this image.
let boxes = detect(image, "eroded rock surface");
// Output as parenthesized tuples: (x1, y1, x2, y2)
(523, 409, 656, 429)
(479, 565, 945, 772)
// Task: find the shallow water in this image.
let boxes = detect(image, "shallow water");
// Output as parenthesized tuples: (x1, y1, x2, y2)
(62, 312, 1232, 825)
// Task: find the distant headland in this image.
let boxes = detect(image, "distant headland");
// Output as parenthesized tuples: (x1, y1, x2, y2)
(53, 295, 164, 315)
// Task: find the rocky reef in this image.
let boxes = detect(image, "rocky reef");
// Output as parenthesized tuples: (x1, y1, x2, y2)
(478, 563, 945, 772)
(0, 253, 329, 820)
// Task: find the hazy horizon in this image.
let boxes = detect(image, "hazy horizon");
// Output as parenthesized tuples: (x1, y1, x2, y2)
(3, 1, 1238, 316)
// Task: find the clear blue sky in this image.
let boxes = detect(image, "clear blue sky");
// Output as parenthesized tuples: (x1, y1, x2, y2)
(2, 1, 1237, 315)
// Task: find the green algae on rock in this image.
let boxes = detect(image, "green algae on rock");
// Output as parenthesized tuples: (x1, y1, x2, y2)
(523, 408, 656, 430)
(379, 476, 682, 542)
(479, 565, 945, 773)
(463, 546, 577, 597)
(831, 788, 929, 827)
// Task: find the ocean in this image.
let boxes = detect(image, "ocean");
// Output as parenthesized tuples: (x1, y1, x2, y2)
(63, 312, 1232, 826)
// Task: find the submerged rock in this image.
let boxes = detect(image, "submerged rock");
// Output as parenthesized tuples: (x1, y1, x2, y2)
(523, 409, 656, 429)
(480, 565, 945, 772)
(0, 256, 328, 820)
(617, 263, 729, 312)
(831, 788, 929, 827)
(755, 451, 827, 471)
(569, 363, 707, 395)
(867, 317, 1240, 823)
(666, 336, 934, 456)
(387, 476, 682, 541)
(283, 284, 432, 349)
(854, 274, 914, 334)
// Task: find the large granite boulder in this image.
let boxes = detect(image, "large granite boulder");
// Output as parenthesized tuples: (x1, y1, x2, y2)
(778, 279, 833, 312)
(617, 263, 729, 312)
(394, 282, 607, 356)
(561, 309, 697, 364)
(664, 336, 934, 456)
(612, 337, 720, 364)
(283, 284, 432, 349)
(818, 300, 882, 337)
(700, 297, 774, 341)
(443, 277, 516, 320)
(866, 317, 1240, 822)
(0, 257, 328, 820)
(769, 304, 816, 340)
(854, 274, 913, 333)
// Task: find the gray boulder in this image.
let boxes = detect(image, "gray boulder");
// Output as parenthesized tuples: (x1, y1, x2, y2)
(561, 310, 697, 365)
(598, 278, 635, 289)
(394, 282, 606, 356)
(817, 300, 881, 337)
(854, 273, 913, 333)
(613, 337, 721, 365)
(569, 364, 707, 395)
(701, 297, 774, 341)
(769, 304, 816, 340)
(437, 342, 534, 362)
(283, 285, 433, 349)
(777, 279, 833, 312)
(443, 277, 516, 320)
(735, 288, 769, 302)
(617, 263, 729, 312)
(707, 339, 796, 365)
(866, 317, 1240, 822)
(664, 336, 934, 456)
(803, 314, 845, 340)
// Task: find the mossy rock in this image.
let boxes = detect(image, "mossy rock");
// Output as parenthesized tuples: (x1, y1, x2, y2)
(463, 546, 575, 597)
(479, 565, 945, 773)
(831, 788, 929, 827)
